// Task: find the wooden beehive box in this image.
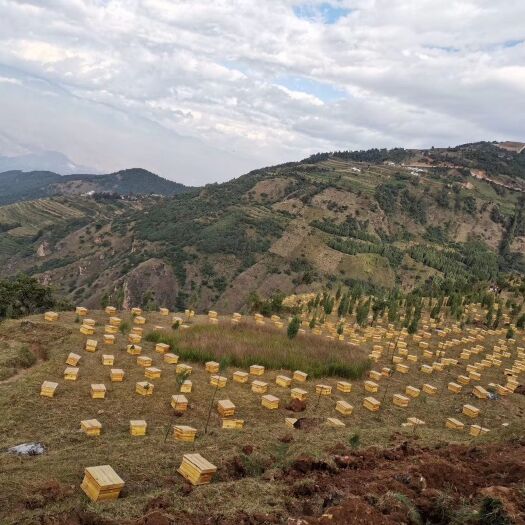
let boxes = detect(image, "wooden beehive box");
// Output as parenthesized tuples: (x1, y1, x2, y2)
(104, 324, 118, 335)
(208, 310, 218, 319)
(137, 356, 152, 367)
(462, 404, 480, 418)
(405, 385, 420, 398)
(102, 354, 114, 366)
(178, 454, 217, 486)
(76, 306, 88, 316)
(105, 306, 117, 315)
(145, 367, 161, 380)
(337, 381, 352, 393)
(171, 394, 188, 412)
(392, 356, 403, 364)
(250, 365, 265, 376)
(83, 318, 96, 327)
(44, 311, 58, 322)
(205, 361, 220, 374)
(363, 396, 381, 412)
(316, 384, 332, 396)
(131, 307, 142, 316)
(110, 368, 125, 382)
(251, 380, 268, 394)
(457, 375, 470, 385)
(80, 324, 95, 336)
(396, 363, 409, 374)
(469, 424, 489, 437)
(382, 367, 392, 377)
(103, 334, 115, 345)
(136, 381, 154, 396)
(90, 384, 106, 399)
(261, 394, 279, 409)
(64, 366, 79, 381)
(276, 375, 292, 388)
(180, 380, 192, 393)
(127, 344, 142, 356)
(472, 385, 489, 399)
(469, 371, 481, 381)
(445, 417, 464, 431)
(291, 388, 307, 401)
(364, 380, 379, 393)
(159, 307, 169, 316)
(369, 370, 382, 381)
(155, 343, 170, 354)
(406, 417, 425, 426)
(393, 394, 409, 408)
(448, 382, 462, 394)
(423, 350, 433, 359)
(210, 375, 227, 388)
(81, 465, 124, 502)
(164, 353, 179, 364)
(66, 352, 81, 366)
(176, 363, 192, 375)
(130, 419, 147, 436)
(40, 380, 58, 398)
(422, 384, 437, 395)
(108, 316, 121, 327)
(407, 354, 418, 363)
(128, 332, 142, 344)
(335, 400, 353, 416)
(233, 371, 249, 383)
(222, 418, 244, 429)
(217, 399, 235, 417)
(81, 419, 102, 436)
(326, 417, 345, 427)
(174, 425, 197, 442)
(285, 417, 298, 428)
(85, 339, 98, 352)
(420, 364, 433, 374)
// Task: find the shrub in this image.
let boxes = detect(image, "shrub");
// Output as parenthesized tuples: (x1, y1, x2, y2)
(287, 316, 300, 339)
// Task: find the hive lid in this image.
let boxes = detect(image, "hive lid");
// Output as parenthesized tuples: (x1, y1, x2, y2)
(172, 394, 188, 403)
(182, 453, 217, 473)
(130, 419, 147, 427)
(42, 381, 58, 389)
(218, 399, 235, 409)
(84, 465, 125, 489)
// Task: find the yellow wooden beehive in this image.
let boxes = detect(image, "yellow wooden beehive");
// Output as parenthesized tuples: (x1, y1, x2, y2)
(407, 354, 418, 363)
(462, 404, 480, 418)
(293, 370, 308, 383)
(337, 381, 352, 393)
(392, 356, 403, 364)
(420, 364, 433, 374)
(100, 354, 113, 366)
(176, 363, 192, 375)
(457, 375, 470, 385)
(291, 388, 307, 401)
(131, 326, 143, 335)
(145, 367, 161, 380)
(66, 352, 81, 366)
(64, 366, 79, 381)
(80, 324, 95, 336)
(233, 371, 249, 383)
(81, 465, 124, 502)
(205, 361, 220, 374)
(81, 419, 102, 436)
(178, 454, 217, 486)
(180, 380, 192, 393)
(164, 353, 179, 364)
(128, 333, 142, 344)
(76, 306, 88, 316)
(137, 355, 152, 367)
(136, 381, 154, 396)
(469, 371, 481, 381)
(131, 307, 142, 316)
(393, 394, 409, 408)
(222, 418, 245, 429)
(40, 380, 58, 398)
(85, 339, 98, 352)
(44, 311, 58, 322)
(363, 396, 381, 412)
(423, 350, 433, 359)
(104, 324, 118, 335)
(445, 417, 464, 431)
(109, 316, 121, 327)
(159, 307, 169, 316)
(364, 380, 379, 393)
(396, 363, 409, 374)
(110, 368, 125, 382)
(276, 375, 292, 388)
(174, 425, 197, 442)
(285, 417, 298, 428)
(472, 385, 489, 399)
(250, 365, 265, 376)
(208, 310, 218, 319)
(251, 380, 268, 394)
(369, 370, 382, 381)
(103, 334, 115, 345)
(406, 417, 425, 427)
(261, 394, 279, 409)
(448, 382, 462, 394)
(316, 384, 332, 396)
(405, 385, 420, 398)
(90, 384, 106, 399)
(210, 375, 227, 388)
(130, 420, 147, 436)
(422, 383, 437, 395)
(171, 394, 188, 412)
(326, 417, 345, 427)
(217, 399, 235, 417)
(382, 367, 392, 377)
(469, 424, 489, 437)
(335, 400, 353, 416)
(105, 306, 117, 315)
(83, 318, 96, 327)
(155, 343, 170, 354)
(127, 344, 142, 356)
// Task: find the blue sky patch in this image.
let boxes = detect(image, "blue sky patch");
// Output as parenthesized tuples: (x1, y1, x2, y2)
(293, 2, 351, 24)
(276, 74, 345, 102)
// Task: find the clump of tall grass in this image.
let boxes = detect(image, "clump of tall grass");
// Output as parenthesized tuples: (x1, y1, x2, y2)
(145, 324, 370, 379)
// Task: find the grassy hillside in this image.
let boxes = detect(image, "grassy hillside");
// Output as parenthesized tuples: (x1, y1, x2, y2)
(0, 142, 523, 311)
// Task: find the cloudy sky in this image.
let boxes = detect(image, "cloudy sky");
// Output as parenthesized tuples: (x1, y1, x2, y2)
(0, 0, 524, 184)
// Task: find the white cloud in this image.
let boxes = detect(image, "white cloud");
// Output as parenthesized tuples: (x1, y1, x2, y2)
(0, 0, 523, 183)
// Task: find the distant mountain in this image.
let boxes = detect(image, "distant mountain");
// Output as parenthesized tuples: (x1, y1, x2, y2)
(0, 150, 97, 175)
(0, 168, 192, 205)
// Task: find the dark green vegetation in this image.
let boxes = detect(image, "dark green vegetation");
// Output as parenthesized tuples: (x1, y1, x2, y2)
(0, 141, 523, 312)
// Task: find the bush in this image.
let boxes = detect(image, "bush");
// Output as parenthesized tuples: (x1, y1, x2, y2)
(287, 316, 300, 339)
